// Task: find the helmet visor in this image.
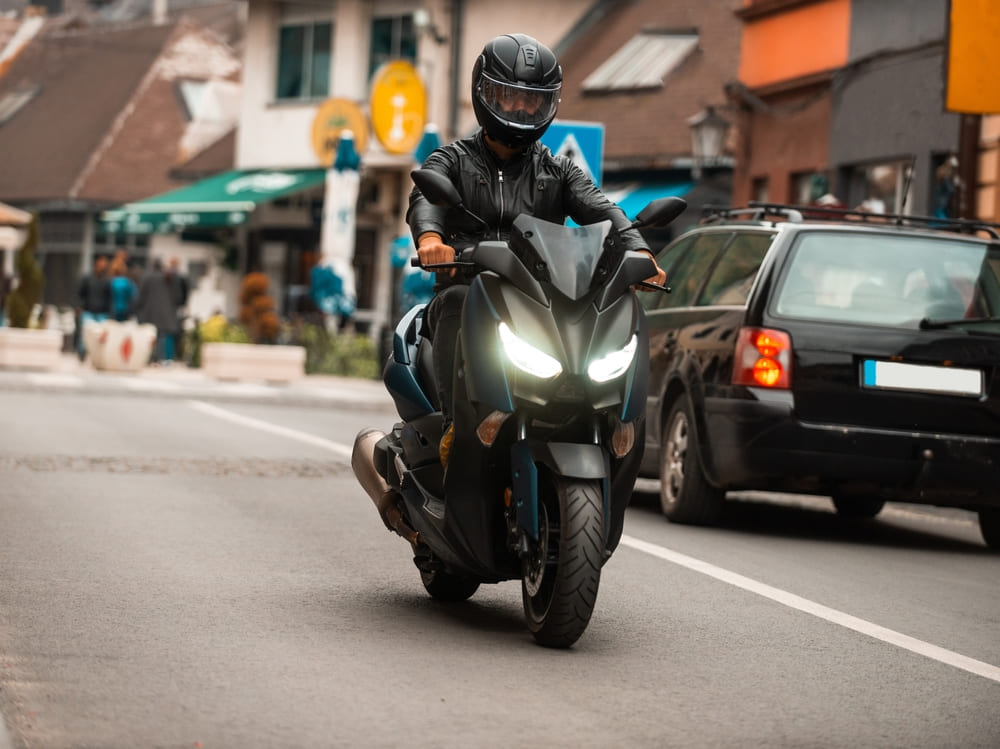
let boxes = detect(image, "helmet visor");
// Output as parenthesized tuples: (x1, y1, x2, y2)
(478, 73, 561, 129)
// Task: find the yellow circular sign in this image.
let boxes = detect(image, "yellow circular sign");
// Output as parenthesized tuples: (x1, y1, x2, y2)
(370, 61, 427, 155)
(311, 98, 369, 167)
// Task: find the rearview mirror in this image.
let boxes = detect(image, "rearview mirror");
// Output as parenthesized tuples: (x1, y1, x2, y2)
(633, 197, 687, 229)
(411, 169, 463, 209)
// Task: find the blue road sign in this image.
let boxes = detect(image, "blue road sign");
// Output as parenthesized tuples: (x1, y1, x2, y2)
(540, 120, 605, 187)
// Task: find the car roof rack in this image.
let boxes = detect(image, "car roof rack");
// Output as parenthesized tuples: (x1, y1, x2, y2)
(700, 203, 803, 226)
(701, 201, 1000, 239)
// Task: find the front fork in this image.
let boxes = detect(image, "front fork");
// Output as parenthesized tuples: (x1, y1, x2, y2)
(506, 414, 611, 557)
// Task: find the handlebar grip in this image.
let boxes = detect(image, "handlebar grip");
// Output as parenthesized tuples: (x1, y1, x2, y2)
(410, 257, 422, 268)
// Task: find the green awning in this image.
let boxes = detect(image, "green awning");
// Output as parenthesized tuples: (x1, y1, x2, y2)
(101, 168, 326, 234)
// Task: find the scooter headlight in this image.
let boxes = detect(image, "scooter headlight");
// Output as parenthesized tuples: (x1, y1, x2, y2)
(498, 322, 562, 379)
(587, 334, 637, 383)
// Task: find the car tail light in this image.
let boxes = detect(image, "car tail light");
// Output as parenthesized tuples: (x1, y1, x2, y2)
(732, 327, 792, 389)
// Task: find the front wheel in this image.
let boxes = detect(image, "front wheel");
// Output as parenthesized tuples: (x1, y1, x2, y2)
(522, 478, 604, 649)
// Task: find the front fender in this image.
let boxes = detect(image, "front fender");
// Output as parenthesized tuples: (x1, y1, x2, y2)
(512, 440, 611, 542)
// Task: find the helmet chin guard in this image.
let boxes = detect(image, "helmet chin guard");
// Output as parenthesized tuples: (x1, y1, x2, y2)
(472, 34, 562, 149)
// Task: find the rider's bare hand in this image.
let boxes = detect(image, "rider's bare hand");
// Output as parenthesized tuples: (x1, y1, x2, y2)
(417, 233, 457, 277)
(634, 251, 667, 292)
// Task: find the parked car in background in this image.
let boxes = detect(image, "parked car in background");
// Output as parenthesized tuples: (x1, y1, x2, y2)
(639, 203, 1000, 549)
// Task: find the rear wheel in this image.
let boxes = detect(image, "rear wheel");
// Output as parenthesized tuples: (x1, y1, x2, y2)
(659, 395, 725, 525)
(978, 509, 1000, 551)
(831, 495, 886, 518)
(420, 569, 480, 601)
(522, 478, 603, 649)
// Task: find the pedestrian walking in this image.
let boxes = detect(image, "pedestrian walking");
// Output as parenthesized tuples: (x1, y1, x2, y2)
(164, 257, 189, 361)
(109, 253, 137, 322)
(75, 254, 111, 360)
(136, 258, 179, 364)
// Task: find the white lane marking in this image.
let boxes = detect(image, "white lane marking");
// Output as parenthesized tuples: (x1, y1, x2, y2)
(620, 534, 1000, 684)
(218, 383, 279, 397)
(25, 373, 84, 388)
(180, 403, 999, 683)
(186, 400, 352, 459)
(123, 378, 185, 392)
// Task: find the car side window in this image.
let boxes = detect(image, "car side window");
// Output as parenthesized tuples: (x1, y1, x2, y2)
(697, 232, 773, 306)
(639, 236, 697, 310)
(656, 233, 732, 310)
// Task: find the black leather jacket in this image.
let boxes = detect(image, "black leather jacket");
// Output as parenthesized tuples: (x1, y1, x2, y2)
(407, 130, 648, 288)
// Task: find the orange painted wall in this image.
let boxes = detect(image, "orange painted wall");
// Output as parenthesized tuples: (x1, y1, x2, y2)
(947, 0, 1000, 113)
(738, 0, 850, 89)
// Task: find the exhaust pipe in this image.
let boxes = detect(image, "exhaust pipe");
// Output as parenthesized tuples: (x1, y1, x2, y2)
(352, 429, 420, 546)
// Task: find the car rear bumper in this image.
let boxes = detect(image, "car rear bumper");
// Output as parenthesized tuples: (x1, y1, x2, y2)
(703, 394, 1000, 508)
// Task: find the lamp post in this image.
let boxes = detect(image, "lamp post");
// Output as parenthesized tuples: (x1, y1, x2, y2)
(687, 106, 730, 180)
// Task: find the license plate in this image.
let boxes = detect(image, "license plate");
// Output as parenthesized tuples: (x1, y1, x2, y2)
(862, 360, 983, 397)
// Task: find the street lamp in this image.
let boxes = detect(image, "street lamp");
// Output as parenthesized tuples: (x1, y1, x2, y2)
(687, 106, 730, 179)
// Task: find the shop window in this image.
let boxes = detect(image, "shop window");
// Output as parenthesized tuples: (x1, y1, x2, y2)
(276, 13, 332, 101)
(791, 171, 835, 205)
(850, 160, 913, 215)
(751, 176, 770, 203)
(369, 14, 417, 79)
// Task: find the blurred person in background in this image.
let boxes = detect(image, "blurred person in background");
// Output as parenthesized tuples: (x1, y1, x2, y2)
(75, 254, 111, 360)
(109, 251, 138, 322)
(136, 258, 179, 364)
(165, 257, 189, 360)
(0, 268, 10, 326)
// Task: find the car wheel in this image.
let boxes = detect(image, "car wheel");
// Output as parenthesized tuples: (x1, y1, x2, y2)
(659, 395, 725, 525)
(978, 509, 1000, 551)
(831, 495, 886, 518)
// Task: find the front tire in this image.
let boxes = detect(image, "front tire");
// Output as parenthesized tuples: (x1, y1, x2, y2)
(420, 569, 480, 601)
(659, 395, 725, 525)
(978, 509, 1000, 551)
(522, 478, 603, 649)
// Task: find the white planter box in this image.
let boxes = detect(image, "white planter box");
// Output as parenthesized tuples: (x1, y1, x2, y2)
(0, 327, 63, 370)
(82, 320, 157, 372)
(201, 342, 306, 383)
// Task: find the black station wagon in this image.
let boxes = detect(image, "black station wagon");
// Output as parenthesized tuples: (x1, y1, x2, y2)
(638, 203, 1000, 549)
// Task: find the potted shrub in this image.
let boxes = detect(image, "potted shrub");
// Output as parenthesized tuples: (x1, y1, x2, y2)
(200, 272, 306, 382)
(0, 214, 63, 369)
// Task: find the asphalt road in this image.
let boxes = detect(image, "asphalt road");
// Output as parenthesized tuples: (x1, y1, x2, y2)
(0, 378, 997, 748)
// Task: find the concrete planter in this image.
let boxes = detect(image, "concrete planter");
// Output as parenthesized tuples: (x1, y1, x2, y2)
(0, 327, 63, 370)
(201, 342, 306, 383)
(83, 320, 157, 372)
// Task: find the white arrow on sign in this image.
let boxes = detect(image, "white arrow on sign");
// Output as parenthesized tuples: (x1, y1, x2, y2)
(554, 132, 595, 184)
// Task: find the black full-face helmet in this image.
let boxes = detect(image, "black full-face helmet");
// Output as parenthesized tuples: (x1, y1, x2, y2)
(472, 33, 562, 149)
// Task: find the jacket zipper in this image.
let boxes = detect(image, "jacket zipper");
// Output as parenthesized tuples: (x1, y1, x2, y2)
(497, 169, 504, 240)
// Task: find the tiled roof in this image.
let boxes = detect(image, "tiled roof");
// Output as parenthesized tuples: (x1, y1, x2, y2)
(0, 20, 176, 204)
(0, 5, 242, 207)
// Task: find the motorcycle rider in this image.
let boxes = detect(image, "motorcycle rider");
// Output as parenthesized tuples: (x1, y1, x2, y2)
(407, 33, 666, 465)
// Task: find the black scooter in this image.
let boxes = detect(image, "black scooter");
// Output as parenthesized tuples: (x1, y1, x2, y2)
(353, 169, 685, 647)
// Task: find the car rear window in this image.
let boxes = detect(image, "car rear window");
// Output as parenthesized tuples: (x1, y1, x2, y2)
(773, 231, 1000, 328)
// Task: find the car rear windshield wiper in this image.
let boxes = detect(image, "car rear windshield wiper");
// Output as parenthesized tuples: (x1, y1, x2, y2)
(918, 316, 999, 330)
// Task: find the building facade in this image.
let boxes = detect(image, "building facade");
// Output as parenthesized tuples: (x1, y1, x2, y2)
(233, 0, 594, 337)
(731, 0, 992, 221)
